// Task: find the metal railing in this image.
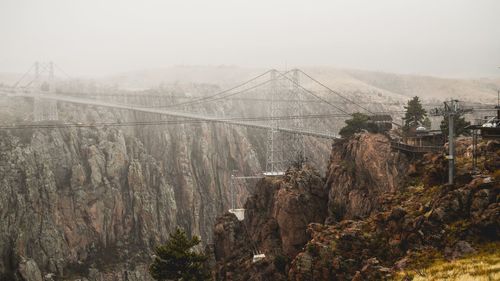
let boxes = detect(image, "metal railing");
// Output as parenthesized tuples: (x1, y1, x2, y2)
(390, 141, 442, 153)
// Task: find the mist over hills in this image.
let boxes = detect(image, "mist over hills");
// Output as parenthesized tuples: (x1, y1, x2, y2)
(2, 66, 498, 105)
(97, 66, 500, 103)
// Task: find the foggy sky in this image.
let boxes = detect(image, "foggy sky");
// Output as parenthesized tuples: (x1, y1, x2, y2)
(1, 0, 499, 78)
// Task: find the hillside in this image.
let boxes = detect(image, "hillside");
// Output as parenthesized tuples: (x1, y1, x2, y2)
(3, 66, 497, 104)
(99, 66, 500, 104)
(212, 133, 499, 280)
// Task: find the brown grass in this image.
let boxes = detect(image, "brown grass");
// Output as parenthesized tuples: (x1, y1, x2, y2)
(395, 243, 500, 281)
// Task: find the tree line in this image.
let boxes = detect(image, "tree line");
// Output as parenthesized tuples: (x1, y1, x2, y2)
(339, 96, 470, 139)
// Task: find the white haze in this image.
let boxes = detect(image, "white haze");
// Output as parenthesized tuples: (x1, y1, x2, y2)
(0, 0, 499, 78)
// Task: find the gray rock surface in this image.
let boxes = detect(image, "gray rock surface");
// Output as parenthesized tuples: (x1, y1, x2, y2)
(0, 101, 272, 280)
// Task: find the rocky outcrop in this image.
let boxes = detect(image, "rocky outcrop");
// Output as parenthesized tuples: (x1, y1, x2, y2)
(0, 100, 266, 280)
(288, 174, 499, 280)
(213, 166, 328, 280)
(213, 133, 499, 281)
(211, 133, 411, 280)
(326, 133, 409, 221)
(286, 137, 500, 281)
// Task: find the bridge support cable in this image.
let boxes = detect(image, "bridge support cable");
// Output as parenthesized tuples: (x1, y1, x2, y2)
(274, 70, 351, 116)
(11, 63, 35, 88)
(297, 69, 375, 115)
(156, 70, 274, 109)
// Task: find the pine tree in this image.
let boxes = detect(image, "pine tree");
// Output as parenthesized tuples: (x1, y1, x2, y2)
(422, 117, 432, 130)
(339, 112, 380, 138)
(403, 96, 427, 132)
(149, 228, 210, 281)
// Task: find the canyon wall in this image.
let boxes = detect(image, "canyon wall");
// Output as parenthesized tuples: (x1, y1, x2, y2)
(213, 133, 410, 279)
(0, 97, 290, 280)
(213, 134, 499, 280)
(326, 133, 409, 221)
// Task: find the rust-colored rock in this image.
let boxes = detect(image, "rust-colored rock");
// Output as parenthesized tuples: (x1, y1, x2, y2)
(213, 166, 328, 280)
(326, 133, 409, 220)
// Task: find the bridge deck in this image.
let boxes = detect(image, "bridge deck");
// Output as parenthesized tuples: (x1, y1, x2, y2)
(10, 93, 338, 140)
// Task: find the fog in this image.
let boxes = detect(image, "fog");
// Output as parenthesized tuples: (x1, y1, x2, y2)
(1, 0, 499, 78)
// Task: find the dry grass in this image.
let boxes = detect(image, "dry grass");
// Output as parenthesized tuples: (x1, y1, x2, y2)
(396, 244, 500, 281)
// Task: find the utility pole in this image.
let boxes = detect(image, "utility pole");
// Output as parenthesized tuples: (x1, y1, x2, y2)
(496, 90, 500, 122)
(448, 105, 455, 184)
(431, 99, 471, 184)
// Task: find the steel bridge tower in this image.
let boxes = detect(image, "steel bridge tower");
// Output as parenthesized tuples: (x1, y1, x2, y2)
(33, 61, 58, 121)
(265, 70, 285, 175)
(289, 69, 306, 165)
(264, 69, 306, 175)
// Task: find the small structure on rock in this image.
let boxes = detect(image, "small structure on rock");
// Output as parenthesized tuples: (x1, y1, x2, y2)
(252, 253, 266, 263)
(228, 208, 245, 221)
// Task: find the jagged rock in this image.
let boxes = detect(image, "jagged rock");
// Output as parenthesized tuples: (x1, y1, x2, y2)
(0, 102, 268, 280)
(18, 258, 43, 281)
(214, 166, 328, 280)
(215, 134, 499, 280)
(326, 133, 409, 221)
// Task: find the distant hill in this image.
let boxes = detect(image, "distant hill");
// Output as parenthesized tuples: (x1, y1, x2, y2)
(101, 66, 500, 104)
(1, 66, 499, 103)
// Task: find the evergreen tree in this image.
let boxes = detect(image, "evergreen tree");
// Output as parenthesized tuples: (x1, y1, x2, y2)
(149, 228, 210, 281)
(422, 117, 432, 130)
(403, 96, 427, 132)
(440, 114, 471, 138)
(339, 112, 379, 138)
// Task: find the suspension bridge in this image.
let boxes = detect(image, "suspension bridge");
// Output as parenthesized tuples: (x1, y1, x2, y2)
(2, 62, 498, 261)
(6, 62, 495, 172)
(2, 62, 397, 174)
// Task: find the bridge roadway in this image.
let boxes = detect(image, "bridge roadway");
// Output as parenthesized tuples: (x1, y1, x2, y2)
(7, 92, 339, 140)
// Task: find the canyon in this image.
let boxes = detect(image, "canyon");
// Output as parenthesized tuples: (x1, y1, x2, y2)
(0, 67, 499, 280)
(213, 133, 499, 280)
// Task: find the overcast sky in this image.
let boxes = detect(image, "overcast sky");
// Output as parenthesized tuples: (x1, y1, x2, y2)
(1, 0, 499, 78)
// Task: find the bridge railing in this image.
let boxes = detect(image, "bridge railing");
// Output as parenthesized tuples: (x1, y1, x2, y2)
(390, 141, 442, 153)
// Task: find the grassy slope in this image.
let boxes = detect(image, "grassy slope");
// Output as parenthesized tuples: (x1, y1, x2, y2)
(396, 243, 500, 281)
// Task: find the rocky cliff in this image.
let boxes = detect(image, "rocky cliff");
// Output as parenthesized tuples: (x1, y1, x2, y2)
(0, 97, 273, 281)
(213, 133, 410, 279)
(213, 166, 328, 281)
(213, 134, 500, 280)
(326, 133, 409, 221)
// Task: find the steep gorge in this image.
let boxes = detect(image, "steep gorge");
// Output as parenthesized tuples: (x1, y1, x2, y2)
(213, 133, 411, 280)
(213, 133, 499, 280)
(0, 97, 275, 280)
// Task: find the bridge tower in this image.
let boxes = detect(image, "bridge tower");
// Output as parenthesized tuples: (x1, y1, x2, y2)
(264, 69, 307, 175)
(265, 70, 285, 175)
(33, 61, 58, 122)
(288, 69, 306, 165)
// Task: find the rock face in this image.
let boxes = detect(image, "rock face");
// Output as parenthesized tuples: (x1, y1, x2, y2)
(0, 101, 266, 280)
(288, 174, 499, 280)
(326, 133, 409, 221)
(213, 133, 499, 281)
(211, 134, 409, 280)
(213, 166, 328, 280)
